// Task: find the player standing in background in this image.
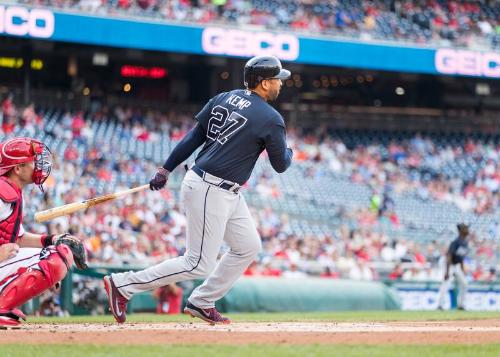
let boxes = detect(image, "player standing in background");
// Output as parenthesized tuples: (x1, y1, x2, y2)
(437, 223, 470, 311)
(104, 55, 293, 324)
(0, 137, 87, 327)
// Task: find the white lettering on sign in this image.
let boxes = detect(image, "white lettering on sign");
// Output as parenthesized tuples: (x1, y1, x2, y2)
(0, 6, 54, 39)
(435, 49, 500, 78)
(202, 27, 299, 61)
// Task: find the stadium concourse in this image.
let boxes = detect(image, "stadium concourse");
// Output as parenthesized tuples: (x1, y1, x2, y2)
(16, 0, 500, 49)
(1, 96, 498, 284)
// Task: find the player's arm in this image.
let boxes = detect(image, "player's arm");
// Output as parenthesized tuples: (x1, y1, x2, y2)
(150, 123, 206, 190)
(17, 231, 46, 248)
(264, 120, 293, 173)
(162, 123, 206, 172)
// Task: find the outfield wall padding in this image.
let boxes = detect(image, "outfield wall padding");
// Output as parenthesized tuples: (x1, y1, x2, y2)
(63, 268, 402, 313)
(217, 278, 401, 312)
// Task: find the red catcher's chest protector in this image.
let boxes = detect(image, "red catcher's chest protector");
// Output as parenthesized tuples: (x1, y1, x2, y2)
(0, 177, 23, 244)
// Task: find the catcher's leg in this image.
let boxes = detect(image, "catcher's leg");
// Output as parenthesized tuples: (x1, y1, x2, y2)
(0, 245, 73, 326)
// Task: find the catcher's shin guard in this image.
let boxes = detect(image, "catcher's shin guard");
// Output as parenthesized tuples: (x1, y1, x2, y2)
(0, 245, 74, 310)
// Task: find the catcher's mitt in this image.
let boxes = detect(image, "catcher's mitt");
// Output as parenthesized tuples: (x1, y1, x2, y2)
(54, 234, 88, 270)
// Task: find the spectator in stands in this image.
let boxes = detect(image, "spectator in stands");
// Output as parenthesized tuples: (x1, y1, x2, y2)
(388, 263, 404, 280)
(283, 262, 307, 279)
(21, 0, 500, 50)
(154, 283, 183, 314)
(243, 260, 260, 276)
(320, 266, 339, 279)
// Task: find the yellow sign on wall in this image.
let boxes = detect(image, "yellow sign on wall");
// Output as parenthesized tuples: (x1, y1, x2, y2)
(0, 57, 43, 70)
(0, 57, 23, 69)
(30, 59, 43, 70)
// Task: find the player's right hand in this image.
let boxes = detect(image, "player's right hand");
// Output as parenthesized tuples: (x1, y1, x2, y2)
(0, 243, 19, 262)
(150, 167, 170, 190)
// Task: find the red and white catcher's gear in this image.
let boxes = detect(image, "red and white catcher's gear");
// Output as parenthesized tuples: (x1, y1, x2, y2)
(0, 137, 52, 186)
(0, 176, 23, 245)
(0, 245, 73, 316)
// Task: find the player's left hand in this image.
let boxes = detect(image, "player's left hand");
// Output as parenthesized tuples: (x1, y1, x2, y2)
(53, 233, 88, 270)
(0, 243, 19, 262)
(150, 167, 170, 190)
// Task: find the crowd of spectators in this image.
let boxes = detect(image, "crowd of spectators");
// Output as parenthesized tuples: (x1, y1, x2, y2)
(1, 96, 499, 283)
(285, 127, 500, 216)
(18, 0, 500, 49)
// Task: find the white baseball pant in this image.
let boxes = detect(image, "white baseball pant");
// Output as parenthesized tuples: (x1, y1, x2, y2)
(0, 248, 43, 291)
(437, 264, 468, 309)
(111, 169, 261, 308)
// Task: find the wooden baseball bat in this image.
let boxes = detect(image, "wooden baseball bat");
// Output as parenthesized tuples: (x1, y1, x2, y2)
(35, 184, 150, 223)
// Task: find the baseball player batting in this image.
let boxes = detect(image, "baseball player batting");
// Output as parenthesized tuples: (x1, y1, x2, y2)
(0, 137, 87, 327)
(104, 55, 293, 324)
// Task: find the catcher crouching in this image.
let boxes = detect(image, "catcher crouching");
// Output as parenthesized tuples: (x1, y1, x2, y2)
(0, 137, 88, 327)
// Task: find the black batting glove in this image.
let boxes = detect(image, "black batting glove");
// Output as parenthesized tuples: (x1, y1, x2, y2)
(150, 167, 170, 191)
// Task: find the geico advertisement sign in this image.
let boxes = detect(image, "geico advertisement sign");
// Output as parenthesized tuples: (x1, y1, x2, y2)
(435, 49, 500, 78)
(202, 27, 299, 61)
(0, 6, 54, 38)
(398, 290, 500, 311)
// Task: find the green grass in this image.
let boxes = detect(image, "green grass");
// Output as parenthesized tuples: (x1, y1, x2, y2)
(27, 310, 500, 324)
(5, 311, 499, 356)
(1, 344, 499, 357)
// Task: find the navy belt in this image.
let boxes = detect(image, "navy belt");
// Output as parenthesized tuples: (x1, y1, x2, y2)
(192, 165, 240, 194)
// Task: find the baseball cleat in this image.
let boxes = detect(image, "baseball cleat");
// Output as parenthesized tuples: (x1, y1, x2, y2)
(103, 275, 128, 323)
(0, 308, 26, 328)
(183, 301, 231, 325)
(0, 316, 22, 328)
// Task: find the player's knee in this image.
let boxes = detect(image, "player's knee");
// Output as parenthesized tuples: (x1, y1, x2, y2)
(196, 258, 218, 277)
(0, 247, 72, 309)
(183, 253, 215, 277)
(39, 246, 73, 285)
(247, 238, 262, 259)
(240, 235, 261, 260)
(187, 264, 212, 278)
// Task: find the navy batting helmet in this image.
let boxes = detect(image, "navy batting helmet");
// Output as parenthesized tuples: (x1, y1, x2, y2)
(244, 55, 291, 89)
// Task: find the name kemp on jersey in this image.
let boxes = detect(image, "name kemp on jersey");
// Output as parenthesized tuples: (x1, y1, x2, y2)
(225, 94, 252, 110)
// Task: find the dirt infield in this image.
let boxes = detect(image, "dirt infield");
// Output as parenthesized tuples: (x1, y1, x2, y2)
(2, 319, 500, 345)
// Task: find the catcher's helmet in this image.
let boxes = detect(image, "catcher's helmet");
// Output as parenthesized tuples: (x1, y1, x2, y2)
(244, 55, 291, 89)
(0, 137, 52, 186)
